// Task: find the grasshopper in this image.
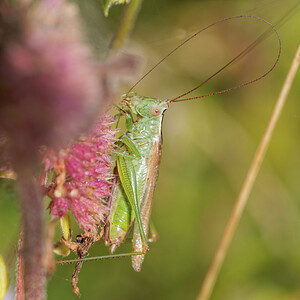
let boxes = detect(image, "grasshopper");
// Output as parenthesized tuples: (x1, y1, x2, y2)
(104, 94, 169, 271)
(103, 15, 281, 272)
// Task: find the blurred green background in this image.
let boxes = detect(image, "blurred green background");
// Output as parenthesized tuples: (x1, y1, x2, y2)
(1, 0, 300, 299)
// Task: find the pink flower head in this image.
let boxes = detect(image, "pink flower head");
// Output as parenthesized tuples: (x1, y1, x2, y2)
(43, 114, 118, 233)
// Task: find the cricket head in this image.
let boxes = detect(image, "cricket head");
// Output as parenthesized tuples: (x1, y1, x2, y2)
(123, 94, 169, 119)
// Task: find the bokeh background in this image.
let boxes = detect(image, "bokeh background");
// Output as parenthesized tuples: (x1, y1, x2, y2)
(1, 0, 300, 299)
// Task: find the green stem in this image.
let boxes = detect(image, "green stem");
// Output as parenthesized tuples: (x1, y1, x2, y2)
(110, 0, 143, 53)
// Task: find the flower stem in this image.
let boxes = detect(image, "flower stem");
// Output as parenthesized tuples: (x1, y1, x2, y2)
(197, 44, 300, 300)
(18, 171, 46, 300)
(110, 0, 143, 53)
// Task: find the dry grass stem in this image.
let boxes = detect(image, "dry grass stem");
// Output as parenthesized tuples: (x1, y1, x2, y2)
(197, 44, 300, 300)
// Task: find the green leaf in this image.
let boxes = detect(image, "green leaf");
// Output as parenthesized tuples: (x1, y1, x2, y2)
(0, 256, 9, 300)
(103, 0, 130, 17)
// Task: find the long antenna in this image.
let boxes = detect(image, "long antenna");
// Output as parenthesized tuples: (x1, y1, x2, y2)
(124, 7, 300, 102)
(125, 15, 280, 98)
(169, 15, 281, 103)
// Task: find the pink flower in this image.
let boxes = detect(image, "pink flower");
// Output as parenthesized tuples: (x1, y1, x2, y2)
(0, 0, 102, 167)
(44, 114, 118, 233)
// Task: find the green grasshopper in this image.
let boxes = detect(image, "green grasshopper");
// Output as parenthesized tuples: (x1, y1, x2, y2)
(56, 15, 281, 295)
(103, 15, 281, 272)
(104, 94, 169, 271)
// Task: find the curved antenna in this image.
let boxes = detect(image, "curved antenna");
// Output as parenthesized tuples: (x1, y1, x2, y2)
(124, 15, 282, 101)
(169, 16, 281, 103)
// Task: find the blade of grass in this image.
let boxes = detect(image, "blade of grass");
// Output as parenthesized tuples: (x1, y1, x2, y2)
(197, 44, 300, 300)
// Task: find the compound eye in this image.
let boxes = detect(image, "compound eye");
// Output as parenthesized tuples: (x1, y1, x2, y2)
(151, 106, 161, 116)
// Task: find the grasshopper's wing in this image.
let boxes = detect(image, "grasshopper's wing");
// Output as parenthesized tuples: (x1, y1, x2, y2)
(132, 139, 162, 272)
(116, 156, 149, 252)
